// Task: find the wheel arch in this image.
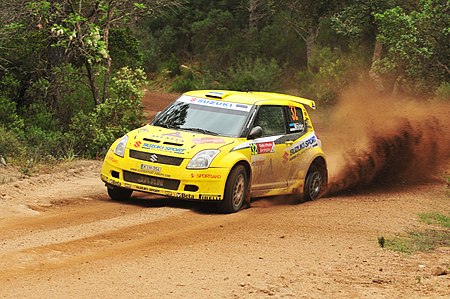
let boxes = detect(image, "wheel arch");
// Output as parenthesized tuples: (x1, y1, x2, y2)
(307, 155, 328, 187)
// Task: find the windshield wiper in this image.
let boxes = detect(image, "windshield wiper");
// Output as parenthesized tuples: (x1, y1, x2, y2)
(181, 127, 219, 136)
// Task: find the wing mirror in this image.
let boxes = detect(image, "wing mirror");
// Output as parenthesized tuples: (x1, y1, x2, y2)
(248, 126, 262, 140)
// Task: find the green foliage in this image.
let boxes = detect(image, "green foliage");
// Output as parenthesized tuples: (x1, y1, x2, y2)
(67, 67, 146, 157)
(109, 28, 143, 70)
(419, 212, 450, 228)
(296, 47, 366, 104)
(191, 9, 243, 71)
(24, 125, 66, 157)
(224, 58, 282, 91)
(433, 82, 450, 101)
(0, 97, 24, 132)
(374, 1, 450, 94)
(384, 211, 450, 253)
(0, 126, 25, 158)
(385, 230, 450, 254)
(170, 69, 198, 93)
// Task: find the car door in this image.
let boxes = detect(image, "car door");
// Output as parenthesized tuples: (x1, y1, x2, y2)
(249, 105, 290, 191)
(281, 105, 311, 187)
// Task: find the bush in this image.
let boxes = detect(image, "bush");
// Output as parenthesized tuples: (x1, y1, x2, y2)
(170, 69, 197, 92)
(0, 126, 25, 159)
(24, 126, 66, 158)
(224, 58, 282, 91)
(67, 67, 147, 158)
(0, 97, 24, 131)
(297, 47, 366, 105)
(433, 82, 450, 101)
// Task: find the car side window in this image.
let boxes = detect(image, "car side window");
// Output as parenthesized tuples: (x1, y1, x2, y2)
(286, 106, 305, 133)
(253, 106, 286, 137)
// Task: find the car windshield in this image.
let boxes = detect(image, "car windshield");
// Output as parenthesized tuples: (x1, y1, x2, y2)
(152, 95, 251, 137)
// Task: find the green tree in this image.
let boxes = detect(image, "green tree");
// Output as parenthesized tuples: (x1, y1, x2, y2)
(375, 0, 449, 95)
(275, 1, 344, 68)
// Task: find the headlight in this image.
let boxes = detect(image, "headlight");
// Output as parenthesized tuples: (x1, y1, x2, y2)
(113, 135, 128, 158)
(187, 150, 220, 169)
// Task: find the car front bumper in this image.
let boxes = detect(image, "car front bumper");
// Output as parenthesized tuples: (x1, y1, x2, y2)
(101, 150, 228, 201)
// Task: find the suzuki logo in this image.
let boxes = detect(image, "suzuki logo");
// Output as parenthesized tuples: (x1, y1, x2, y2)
(149, 154, 158, 163)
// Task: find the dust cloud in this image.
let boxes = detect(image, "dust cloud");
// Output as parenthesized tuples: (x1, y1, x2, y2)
(323, 84, 450, 194)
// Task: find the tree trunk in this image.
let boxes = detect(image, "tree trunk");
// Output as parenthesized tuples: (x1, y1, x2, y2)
(86, 62, 101, 105)
(306, 26, 319, 70)
(102, 4, 112, 102)
(369, 40, 385, 92)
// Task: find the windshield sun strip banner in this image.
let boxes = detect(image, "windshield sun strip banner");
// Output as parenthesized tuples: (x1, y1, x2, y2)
(177, 95, 252, 112)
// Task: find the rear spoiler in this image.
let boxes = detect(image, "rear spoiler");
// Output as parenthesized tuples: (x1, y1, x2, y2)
(252, 92, 316, 110)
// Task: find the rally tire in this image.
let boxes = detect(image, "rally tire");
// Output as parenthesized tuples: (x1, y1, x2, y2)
(107, 186, 133, 201)
(217, 165, 248, 214)
(303, 165, 326, 201)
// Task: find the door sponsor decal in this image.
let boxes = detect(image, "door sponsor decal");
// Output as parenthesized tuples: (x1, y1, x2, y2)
(283, 132, 318, 162)
(250, 141, 275, 155)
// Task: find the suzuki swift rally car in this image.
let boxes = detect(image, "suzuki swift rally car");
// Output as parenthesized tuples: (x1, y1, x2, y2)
(101, 90, 327, 213)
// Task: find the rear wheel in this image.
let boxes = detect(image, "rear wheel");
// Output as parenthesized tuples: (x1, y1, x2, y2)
(217, 165, 248, 213)
(107, 186, 133, 201)
(303, 165, 326, 201)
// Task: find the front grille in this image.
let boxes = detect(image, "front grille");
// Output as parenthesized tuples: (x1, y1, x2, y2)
(123, 171, 180, 190)
(129, 149, 183, 166)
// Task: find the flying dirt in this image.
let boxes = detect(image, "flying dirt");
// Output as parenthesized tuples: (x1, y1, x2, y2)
(324, 85, 450, 194)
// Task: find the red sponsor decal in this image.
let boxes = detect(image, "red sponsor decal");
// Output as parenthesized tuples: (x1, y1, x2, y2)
(107, 155, 119, 164)
(256, 142, 275, 154)
(134, 141, 142, 148)
(193, 137, 226, 144)
(283, 151, 289, 163)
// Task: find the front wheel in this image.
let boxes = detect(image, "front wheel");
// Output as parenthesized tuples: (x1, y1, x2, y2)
(107, 186, 133, 201)
(217, 165, 248, 214)
(303, 166, 326, 201)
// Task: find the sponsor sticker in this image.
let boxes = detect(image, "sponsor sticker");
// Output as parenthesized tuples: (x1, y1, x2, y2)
(142, 142, 186, 154)
(251, 141, 275, 155)
(178, 95, 252, 112)
(289, 123, 304, 132)
(199, 194, 222, 200)
(106, 155, 119, 164)
(134, 141, 142, 148)
(162, 131, 183, 139)
(284, 133, 318, 162)
(176, 193, 195, 199)
(192, 137, 226, 144)
(190, 173, 222, 179)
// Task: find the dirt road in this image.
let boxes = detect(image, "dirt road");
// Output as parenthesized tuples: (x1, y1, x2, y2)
(0, 91, 449, 298)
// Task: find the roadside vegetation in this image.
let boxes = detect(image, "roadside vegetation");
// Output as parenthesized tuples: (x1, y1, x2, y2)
(0, 0, 449, 169)
(380, 212, 450, 254)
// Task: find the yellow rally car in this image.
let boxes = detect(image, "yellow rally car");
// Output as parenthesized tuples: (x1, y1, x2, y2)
(101, 90, 327, 213)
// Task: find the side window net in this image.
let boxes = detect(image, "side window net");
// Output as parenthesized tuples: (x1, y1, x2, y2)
(253, 106, 286, 137)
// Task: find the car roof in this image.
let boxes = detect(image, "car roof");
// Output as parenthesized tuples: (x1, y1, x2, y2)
(184, 90, 316, 110)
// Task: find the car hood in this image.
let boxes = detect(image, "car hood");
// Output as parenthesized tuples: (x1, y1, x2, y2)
(126, 124, 236, 158)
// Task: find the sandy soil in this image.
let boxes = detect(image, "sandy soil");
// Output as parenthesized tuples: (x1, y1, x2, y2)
(0, 91, 449, 298)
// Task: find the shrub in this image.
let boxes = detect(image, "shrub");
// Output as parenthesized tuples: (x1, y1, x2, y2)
(0, 126, 25, 159)
(225, 58, 282, 91)
(67, 67, 147, 157)
(24, 125, 66, 158)
(297, 47, 366, 105)
(0, 97, 24, 131)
